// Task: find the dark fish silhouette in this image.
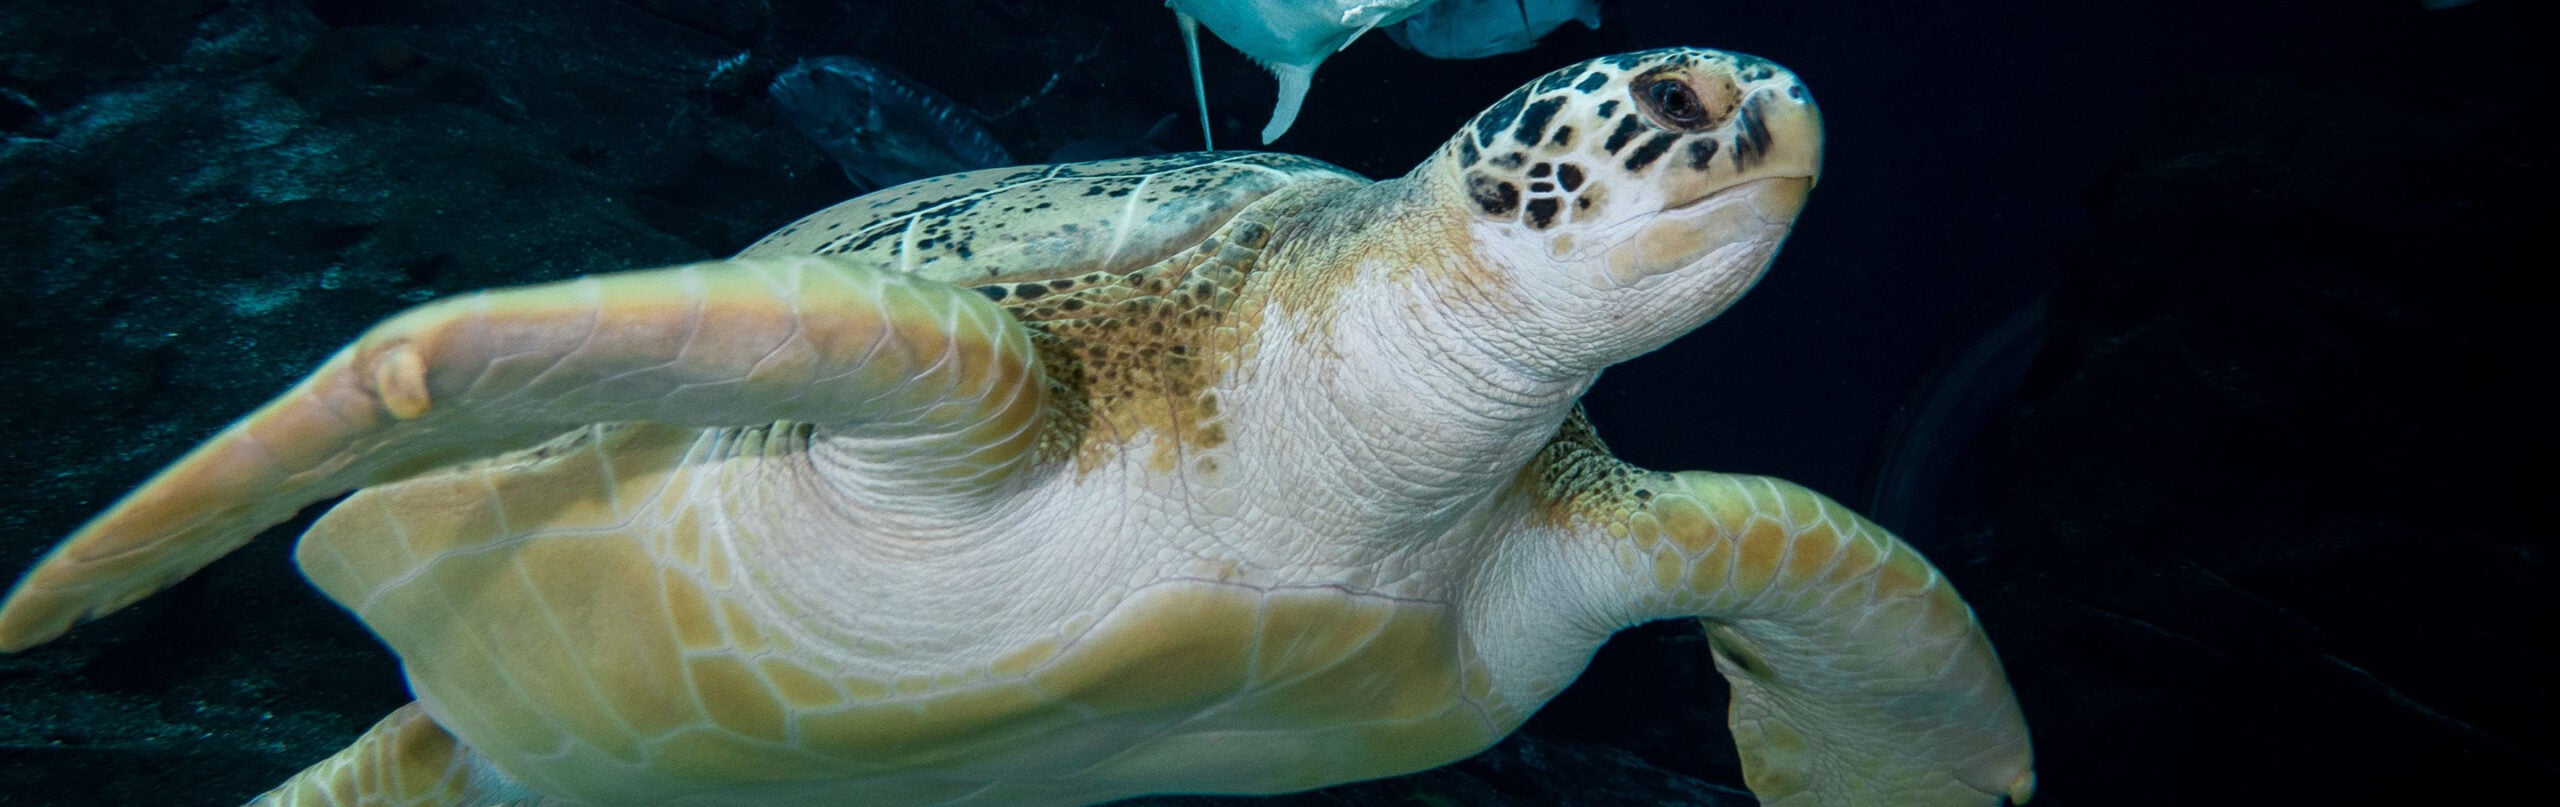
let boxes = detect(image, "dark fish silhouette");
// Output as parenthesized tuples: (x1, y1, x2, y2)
(768, 56, 1015, 190)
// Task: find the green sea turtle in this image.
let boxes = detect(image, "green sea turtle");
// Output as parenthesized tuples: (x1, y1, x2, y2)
(0, 48, 2035, 806)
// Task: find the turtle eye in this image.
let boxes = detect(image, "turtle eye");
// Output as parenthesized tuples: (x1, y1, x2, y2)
(1639, 78, 1709, 129)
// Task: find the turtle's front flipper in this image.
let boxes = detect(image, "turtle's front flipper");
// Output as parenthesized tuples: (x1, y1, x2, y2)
(0, 256, 1045, 651)
(1541, 450, 2034, 805)
(249, 702, 533, 807)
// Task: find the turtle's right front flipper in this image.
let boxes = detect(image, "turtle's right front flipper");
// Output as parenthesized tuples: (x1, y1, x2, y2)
(0, 256, 1045, 651)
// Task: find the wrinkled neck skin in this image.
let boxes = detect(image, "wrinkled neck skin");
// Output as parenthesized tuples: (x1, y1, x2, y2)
(1243, 152, 1793, 528)
(1241, 176, 1589, 536)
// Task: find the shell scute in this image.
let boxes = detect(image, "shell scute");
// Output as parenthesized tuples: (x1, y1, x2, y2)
(741, 153, 1362, 289)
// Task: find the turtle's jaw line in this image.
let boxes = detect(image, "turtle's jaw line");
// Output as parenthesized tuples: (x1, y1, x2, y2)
(1743, 175, 1814, 225)
(1669, 175, 1815, 220)
(1602, 176, 1810, 286)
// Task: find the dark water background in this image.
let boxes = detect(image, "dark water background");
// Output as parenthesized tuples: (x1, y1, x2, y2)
(0, 0, 2545, 804)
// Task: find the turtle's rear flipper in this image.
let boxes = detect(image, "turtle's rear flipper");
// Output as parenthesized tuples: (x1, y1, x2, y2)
(0, 256, 1045, 651)
(250, 702, 533, 807)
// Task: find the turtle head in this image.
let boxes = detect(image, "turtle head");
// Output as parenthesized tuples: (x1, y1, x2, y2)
(1426, 48, 1822, 369)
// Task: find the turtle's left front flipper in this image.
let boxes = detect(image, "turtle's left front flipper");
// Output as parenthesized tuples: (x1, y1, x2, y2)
(0, 256, 1045, 651)
(1537, 444, 2034, 805)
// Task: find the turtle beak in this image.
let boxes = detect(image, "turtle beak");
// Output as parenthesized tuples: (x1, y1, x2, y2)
(1658, 59, 1823, 212)
(1743, 83, 1823, 194)
(1605, 173, 1811, 285)
(1605, 57, 1822, 285)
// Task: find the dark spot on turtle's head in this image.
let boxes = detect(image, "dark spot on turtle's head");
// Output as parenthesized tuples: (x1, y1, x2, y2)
(1595, 99, 1619, 119)
(1525, 197, 1559, 230)
(1549, 124, 1574, 148)
(1601, 114, 1645, 154)
(1685, 139, 1720, 171)
(1575, 71, 1609, 93)
(1512, 96, 1567, 147)
(1466, 172, 1520, 217)
(1732, 96, 1773, 169)
(1013, 283, 1048, 300)
(1556, 163, 1584, 191)
(1534, 68, 1579, 94)
(1475, 87, 1531, 148)
(975, 285, 1007, 301)
(1530, 163, 1552, 178)
(1623, 132, 1679, 173)
(1458, 138, 1481, 168)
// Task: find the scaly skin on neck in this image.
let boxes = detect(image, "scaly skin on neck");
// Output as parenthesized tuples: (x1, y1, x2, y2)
(1231, 166, 1601, 547)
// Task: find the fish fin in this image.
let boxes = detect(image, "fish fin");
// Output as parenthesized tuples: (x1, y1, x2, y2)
(1336, 16, 1383, 53)
(1178, 10, 1215, 151)
(1260, 62, 1314, 144)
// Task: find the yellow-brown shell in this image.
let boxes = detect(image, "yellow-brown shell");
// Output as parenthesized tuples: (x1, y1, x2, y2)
(754, 153, 1363, 476)
(743, 152, 1363, 288)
